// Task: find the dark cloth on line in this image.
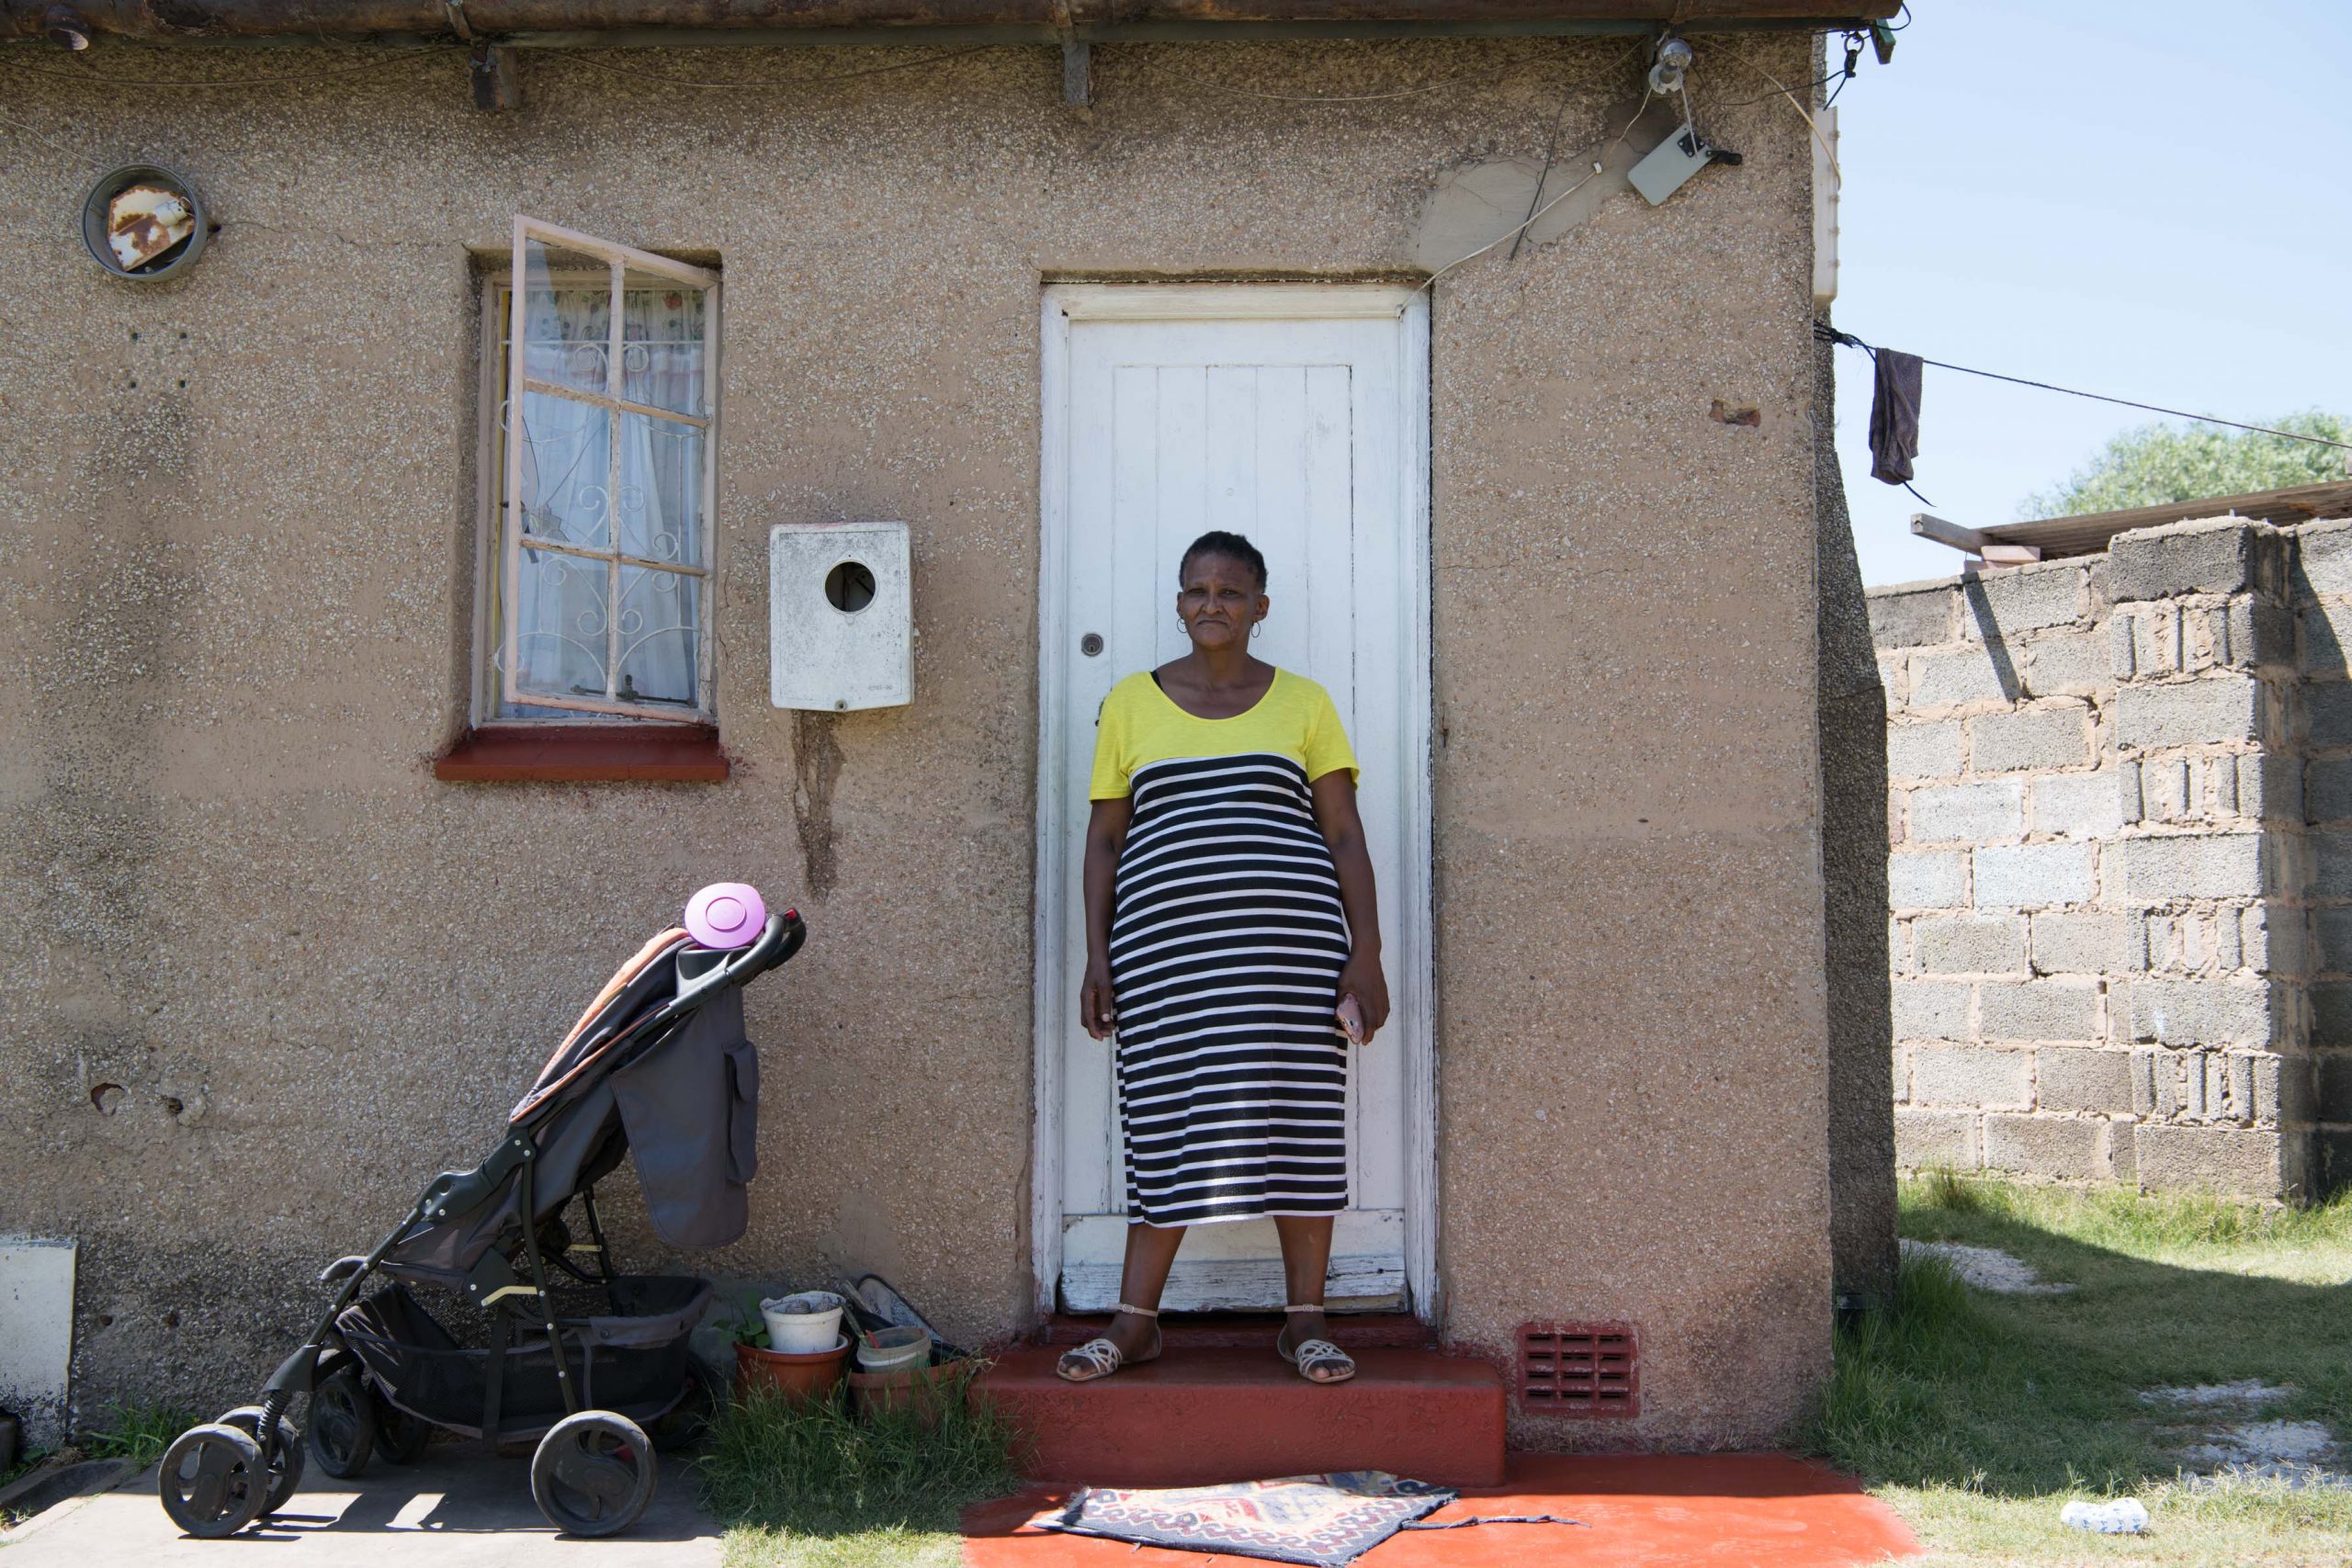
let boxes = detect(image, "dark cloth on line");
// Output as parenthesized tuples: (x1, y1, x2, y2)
(1869, 347, 1924, 485)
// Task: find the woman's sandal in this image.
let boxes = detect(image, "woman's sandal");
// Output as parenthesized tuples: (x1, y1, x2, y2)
(1056, 1303, 1162, 1382)
(1278, 1303, 1358, 1384)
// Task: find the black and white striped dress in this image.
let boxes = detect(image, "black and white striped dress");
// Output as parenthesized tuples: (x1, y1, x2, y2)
(1095, 670, 1358, 1228)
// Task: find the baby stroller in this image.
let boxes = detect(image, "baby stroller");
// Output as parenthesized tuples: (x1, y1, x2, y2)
(156, 900, 806, 1540)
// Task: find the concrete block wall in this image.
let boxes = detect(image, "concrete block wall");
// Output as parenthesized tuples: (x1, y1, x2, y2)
(2295, 520, 2352, 1190)
(1871, 516, 2331, 1199)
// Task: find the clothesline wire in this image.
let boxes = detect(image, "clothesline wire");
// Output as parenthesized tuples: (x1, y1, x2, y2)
(1818, 323, 2352, 453)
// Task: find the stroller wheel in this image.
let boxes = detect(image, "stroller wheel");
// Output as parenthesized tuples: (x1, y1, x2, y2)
(157, 1422, 270, 1539)
(530, 1411, 658, 1538)
(306, 1366, 376, 1478)
(219, 1405, 305, 1515)
(368, 1387, 432, 1465)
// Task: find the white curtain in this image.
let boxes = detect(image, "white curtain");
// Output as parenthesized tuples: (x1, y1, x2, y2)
(507, 282, 705, 716)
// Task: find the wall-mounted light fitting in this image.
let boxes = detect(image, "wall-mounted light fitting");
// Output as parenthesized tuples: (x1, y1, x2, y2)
(1647, 36, 1692, 96)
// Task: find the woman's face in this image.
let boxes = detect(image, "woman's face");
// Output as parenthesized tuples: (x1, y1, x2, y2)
(1176, 552, 1269, 651)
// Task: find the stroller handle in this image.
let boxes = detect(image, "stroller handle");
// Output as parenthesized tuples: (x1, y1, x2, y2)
(738, 908, 807, 977)
(671, 908, 805, 1014)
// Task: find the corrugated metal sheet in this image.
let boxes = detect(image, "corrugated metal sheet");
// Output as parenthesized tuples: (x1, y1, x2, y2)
(1981, 480, 2352, 560)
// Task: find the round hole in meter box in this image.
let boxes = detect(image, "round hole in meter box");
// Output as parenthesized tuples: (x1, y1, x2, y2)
(824, 559, 876, 615)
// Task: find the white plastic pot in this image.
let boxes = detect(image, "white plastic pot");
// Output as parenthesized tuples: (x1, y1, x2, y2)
(760, 1292, 846, 1354)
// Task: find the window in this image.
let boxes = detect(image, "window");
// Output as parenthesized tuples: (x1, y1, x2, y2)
(479, 218, 719, 724)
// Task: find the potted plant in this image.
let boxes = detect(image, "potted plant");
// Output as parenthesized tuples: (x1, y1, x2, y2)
(725, 1305, 851, 1406)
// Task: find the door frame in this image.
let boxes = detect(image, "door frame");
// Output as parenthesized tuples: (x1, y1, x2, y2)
(1029, 282, 1437, 1322)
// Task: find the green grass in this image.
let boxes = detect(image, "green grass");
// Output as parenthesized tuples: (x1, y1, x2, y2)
(81, 1401, 195, 1470)
(1809, 1176, 2352, 1565)
(701, 1366, 1027, 1568)
(0, 1401, 191, 1534)
(0, 1444, 50, 1494)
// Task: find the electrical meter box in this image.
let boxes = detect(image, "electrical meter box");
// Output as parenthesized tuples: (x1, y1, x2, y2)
(769, 522, 912, 711)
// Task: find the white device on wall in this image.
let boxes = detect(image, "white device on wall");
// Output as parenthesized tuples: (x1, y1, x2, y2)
(769, 521, 913, 711)
(1629, 126, 1718, 206)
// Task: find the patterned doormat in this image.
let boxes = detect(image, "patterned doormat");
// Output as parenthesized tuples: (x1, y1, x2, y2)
(1028, 1472, 1579, 1567)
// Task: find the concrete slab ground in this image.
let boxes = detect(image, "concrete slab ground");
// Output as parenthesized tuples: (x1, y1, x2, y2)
(2, 1446, 718, 1566)
(963, 1454, 1920, 1568)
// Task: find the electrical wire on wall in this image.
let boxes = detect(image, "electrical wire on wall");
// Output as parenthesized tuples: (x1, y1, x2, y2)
(550, 45, 987, 90)
(1414, 19, 1886, 298)
(1166, 61, 1504, 103)
(0, 44, 455, 87)
(1414, 61, 1662, 295)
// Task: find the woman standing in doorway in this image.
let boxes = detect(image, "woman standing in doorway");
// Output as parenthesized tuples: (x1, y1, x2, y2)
(1058, 530, 1389, 1386)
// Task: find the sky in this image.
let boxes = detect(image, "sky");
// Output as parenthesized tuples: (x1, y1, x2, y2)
(1826, 0, 2352, 586)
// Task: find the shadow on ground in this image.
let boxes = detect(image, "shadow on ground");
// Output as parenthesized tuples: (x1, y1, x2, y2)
(4, 1446, 716, 1564)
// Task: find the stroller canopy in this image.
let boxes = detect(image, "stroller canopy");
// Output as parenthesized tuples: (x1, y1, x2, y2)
(382, 914, 797, 1288)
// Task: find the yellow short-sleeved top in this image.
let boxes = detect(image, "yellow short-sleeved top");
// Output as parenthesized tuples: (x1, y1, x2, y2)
(1090, 667, 1359, 802)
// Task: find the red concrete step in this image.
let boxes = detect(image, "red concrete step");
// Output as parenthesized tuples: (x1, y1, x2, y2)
(976, 1346, 1507, 1488)
(1038, 1312, 1433, 1350)
(963, 1454, 1924, 1568)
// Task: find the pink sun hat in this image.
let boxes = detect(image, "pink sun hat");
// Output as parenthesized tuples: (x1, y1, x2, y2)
(684, 883, 767, 950)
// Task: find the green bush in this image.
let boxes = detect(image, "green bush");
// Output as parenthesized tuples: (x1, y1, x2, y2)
(2022, 411, 2350, 519)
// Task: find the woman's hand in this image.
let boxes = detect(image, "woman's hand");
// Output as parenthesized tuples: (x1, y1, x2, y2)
(1310, 772, 1387, 1045)
(1337, 950, 1390, 1044)
(1080, 798, 1132, 1043)
(1080, 954, 1117, 1041)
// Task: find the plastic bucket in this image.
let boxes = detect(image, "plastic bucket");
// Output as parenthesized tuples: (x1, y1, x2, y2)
(733, 1336, 851, 1406)
(760, 1292, 846, 1354)
(854, 1325, 932, 1374)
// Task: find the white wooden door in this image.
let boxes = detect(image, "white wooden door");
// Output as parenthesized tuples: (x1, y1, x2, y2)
(1035, 286, 1433, 1315)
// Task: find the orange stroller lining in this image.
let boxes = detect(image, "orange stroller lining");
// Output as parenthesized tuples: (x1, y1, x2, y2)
(510, 926, 692, 1124)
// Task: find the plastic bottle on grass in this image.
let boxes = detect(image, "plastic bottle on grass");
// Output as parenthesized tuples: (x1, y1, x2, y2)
(2059, 1499, 2149, 1534)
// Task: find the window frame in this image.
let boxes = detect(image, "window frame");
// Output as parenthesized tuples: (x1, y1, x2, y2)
(476, 216, 723, 726)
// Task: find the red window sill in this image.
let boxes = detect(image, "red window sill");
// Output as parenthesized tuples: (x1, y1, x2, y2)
(435, 724, 729, 784)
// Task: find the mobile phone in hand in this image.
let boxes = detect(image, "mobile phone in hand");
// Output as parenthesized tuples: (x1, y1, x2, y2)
(1336, 994, 1366, 1045)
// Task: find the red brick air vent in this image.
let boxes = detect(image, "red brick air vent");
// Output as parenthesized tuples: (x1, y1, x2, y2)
(1518, 1322, 1638, 1417)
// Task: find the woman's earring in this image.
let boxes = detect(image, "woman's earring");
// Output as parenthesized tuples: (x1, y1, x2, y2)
(1251, 623, 1263, 640)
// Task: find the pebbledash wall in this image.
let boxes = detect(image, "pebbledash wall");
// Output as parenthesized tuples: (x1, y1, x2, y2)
(1869, 515, 2352, 1201)
(0, 32, 1860, 1450)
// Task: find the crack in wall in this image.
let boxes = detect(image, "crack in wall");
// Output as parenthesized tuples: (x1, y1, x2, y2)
(792, 710, 845, 897)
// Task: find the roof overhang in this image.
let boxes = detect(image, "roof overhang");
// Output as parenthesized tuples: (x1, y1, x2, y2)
(1915, 480, 2352, 565)
(6, 0, 1898, 47)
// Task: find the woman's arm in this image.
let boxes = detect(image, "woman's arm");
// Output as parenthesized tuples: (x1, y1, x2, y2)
(1310, 772, 1389, 1042)
(1080, 796, 1133, 1040)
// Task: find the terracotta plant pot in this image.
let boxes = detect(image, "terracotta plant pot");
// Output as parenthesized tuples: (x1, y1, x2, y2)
(734, 1335, 852, 1406)
(848, 1358, 968, 1426)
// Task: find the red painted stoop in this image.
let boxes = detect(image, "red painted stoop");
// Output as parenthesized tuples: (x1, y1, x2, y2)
(976, 1346, 1508, 1487)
